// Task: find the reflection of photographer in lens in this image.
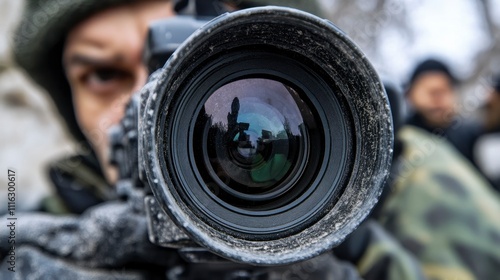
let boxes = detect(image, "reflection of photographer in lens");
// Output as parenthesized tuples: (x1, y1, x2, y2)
(0, 0, 401, 279)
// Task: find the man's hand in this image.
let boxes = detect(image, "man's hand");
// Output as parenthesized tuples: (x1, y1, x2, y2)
(0, 246, 149, 280)
(0, 198, 178, 279)
(0, 195, 363, 280)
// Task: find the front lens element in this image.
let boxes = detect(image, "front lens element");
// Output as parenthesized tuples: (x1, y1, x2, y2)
(194, 78, 313, 208)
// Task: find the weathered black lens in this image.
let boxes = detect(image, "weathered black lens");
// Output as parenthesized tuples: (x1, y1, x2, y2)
(194, 78, 315, 208)
(141, 7, 393, 265)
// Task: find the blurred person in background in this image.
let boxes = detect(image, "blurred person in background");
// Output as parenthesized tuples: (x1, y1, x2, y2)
(405, 58, 484, 168)
(373, 63, 500, 280)
(0, 0, 429, 279)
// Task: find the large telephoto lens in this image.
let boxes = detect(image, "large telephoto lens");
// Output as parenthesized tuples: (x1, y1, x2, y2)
(141, 7, 393, 265)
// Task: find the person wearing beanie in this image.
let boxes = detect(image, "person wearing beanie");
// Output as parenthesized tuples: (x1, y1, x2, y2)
(1, 0, 436, 279)
(11, 0, 323, 215)
(405, 58, 483, 167)
(0, 1, 370, 279)
(374, 66, 500, 280)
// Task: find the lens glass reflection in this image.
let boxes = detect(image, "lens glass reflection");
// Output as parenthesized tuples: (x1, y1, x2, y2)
(194, 78, 311, 203)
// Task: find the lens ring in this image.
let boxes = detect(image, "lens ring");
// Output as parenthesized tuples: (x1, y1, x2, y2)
(163, 49, 348, 237)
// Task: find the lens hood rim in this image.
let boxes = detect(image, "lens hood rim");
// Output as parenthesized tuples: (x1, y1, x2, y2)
(141, 6, 393, 265)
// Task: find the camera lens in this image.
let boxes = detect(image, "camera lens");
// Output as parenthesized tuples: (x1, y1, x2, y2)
(194, 78, 311, 208)
(142, 7, 393, 265)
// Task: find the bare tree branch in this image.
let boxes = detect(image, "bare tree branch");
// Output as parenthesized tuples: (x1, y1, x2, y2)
(464, 0, 500, 85)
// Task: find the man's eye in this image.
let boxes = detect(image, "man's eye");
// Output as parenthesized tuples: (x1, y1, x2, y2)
(82, 68, 133, 94)
(88, 68, 129, 83)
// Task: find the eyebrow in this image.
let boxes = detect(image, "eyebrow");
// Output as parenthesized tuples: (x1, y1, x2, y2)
(64, 53, 125, 68)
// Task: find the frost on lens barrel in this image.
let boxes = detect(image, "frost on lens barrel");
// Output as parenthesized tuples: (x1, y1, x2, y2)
(109, 7, 393, 266)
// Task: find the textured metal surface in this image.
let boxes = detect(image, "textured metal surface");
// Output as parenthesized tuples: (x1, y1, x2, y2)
(141, 7, 392, 265)
(145, 195, 192, 248)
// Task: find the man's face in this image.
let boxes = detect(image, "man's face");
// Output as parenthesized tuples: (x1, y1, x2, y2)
(407, 72, 457, 129)
(63, 1, 174, 183)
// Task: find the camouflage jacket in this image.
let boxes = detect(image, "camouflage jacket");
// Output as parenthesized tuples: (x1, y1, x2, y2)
(336, 219, 427, 280)
(378, 125, 500, 280)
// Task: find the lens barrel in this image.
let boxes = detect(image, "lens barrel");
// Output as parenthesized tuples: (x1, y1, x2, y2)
(141, 7, 393, 265)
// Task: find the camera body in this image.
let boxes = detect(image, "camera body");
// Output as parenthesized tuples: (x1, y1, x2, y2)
(110, 7, 393, 266)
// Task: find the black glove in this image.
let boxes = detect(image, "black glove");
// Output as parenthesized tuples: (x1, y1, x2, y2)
(0, 193, 363, 280)
(0, 196, 179, 279)
(0, 246, 152, 280)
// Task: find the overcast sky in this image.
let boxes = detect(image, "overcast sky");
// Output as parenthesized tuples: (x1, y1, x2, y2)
(382, 0, 491, 80)
(321, 0, 500, 84)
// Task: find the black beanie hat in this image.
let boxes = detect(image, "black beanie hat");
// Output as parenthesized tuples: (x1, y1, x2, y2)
(406, 58, 458, 94)
(226, 0, 320, 14)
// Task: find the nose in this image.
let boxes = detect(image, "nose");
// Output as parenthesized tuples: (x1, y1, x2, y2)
(132, 65, 149, 94)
